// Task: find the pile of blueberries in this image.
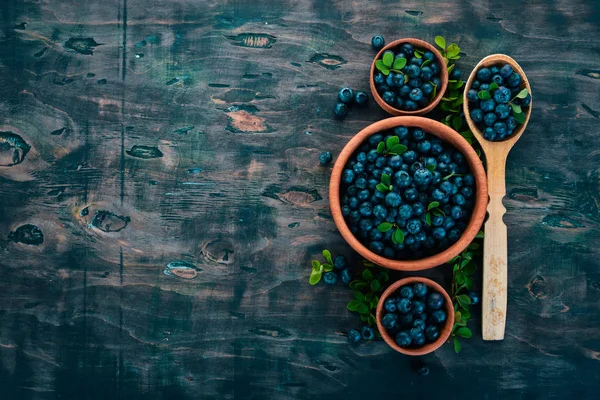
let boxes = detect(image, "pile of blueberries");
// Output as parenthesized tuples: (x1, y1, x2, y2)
(333, 87, 369, 120)
(380, 282, 448, 348)
(340, 126, 476, 260)
(372, 42, 446, 112)
(467, 63, 531, 141)
(322, 254, 354, 285)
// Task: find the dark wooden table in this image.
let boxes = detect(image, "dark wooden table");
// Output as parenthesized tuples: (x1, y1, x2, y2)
(1, 1, 599, 398)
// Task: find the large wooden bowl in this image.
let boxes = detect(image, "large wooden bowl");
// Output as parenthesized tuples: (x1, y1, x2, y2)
(329, 116, 488, 271)
(370, 38, 449, 116)
(376, 277, 454, 356)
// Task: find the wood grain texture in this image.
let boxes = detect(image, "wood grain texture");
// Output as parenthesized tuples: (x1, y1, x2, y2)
(0, 0, 599, 399)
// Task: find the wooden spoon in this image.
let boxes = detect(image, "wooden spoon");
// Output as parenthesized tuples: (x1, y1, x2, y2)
(463, 54, 532, 340)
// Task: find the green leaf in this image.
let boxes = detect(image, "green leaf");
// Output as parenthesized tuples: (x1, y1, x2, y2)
(365, 292, 373, 302)
(348, 280, 361, 289)
(322, 249, 332, 263)
(421, 59, 431, 67)
(377, 222, 394, 232)
(428, 201, 440, 210)
(386, 135, 400, 149)
(440, 101, 450, 111)
(434, 36, 446, 50)
(449, 55, 461, 60)
(375, 59, 385, 70)
(456, 327, 472, 338)
(510, 103, 522, 114)
(389, 144, 408, 155)
(347, 299, 361, 311)
(452, 115, 462, 131)
(376, 142, 385, 154)
(322, 263, 334, 272)
(379, 272, 389, 282)
(380, 67, 390, 75)
(309, 269, 322, 285)
(376, 183, 390, 193)
(464, 276, 473, 291)
(362, 260, 375, 267)
(516, 88, 529, 99)
(393, 228, 405, 245)
(413, 50, 422, 59)
(457, 272, 465, 284)
(362, 269, 374, 281)
(426, 164, 435, 172)
(360, 314, 368, 322)
(354, 282, 369, 291)
(461, 309, 471, 319)
(457, 294, 472, 307)
(455, 311, 462, 323)
(425, 212, 432, 226)
(453, 337, 461, 353)
(489, 82, 499, 91)
(478, 90, 491, 100)
(382, 52, 394, 68)
(393, 58, 407, 70)
(513, 110, 526, 124)
(476, 230, 485, 239)
(357, 303, 369, 314)
(447, 63, 455, 73)
(381, 173, 391, 186)
(468, 242, 480, 250)
(453, 80, 465, 89)
(311, 260, 320, 269)
(370, 279, 381, 291)
(447, 43, 460, 57)
(353, 291, 365, 302)
(368, 314, 376, 327)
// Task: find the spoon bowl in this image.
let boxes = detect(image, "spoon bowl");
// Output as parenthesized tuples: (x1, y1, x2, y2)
(463, 54, 532, 341)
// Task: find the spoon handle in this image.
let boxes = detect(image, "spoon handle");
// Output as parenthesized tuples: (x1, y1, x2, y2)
(482, 152, 508, 340)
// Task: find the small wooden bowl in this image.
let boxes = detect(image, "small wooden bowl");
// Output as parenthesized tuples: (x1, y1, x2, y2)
(329, 116, 488, 271)
(463, 54, 532, 145)
(370, 38, 449, 116)
(376, 277, 454, 356)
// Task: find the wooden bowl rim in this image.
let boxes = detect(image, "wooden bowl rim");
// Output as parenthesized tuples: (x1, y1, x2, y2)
(329, 116, 488, 271)
(463, 54, 532, 148)
(376, 277, 455, 356)
(369, 38, 449, 116)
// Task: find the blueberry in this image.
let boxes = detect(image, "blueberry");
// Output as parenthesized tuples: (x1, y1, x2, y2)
(463, 174, 474, 187)
(385, 192, 402, 208)
(413, 336, 426, 347)
(471, 80, 480, 90)
(468, 291, 480, 305)
(479, 83, 490, 91)
(398, 85, 411, 99)
(394, 126, 409, 139)
(442, 216, 455, 230)
(341, 268, 352, 284)
(397, 298, 412, 313)
(355, 177, 368, 190)
(402, 43, 415, 54)
(412, 202, 425, 217)
(409, 327, 424, 340)
(357, 189, 370, 201)
(467, 89, 479, 102)
(369, 229, 383, 240)
(430, 309, 447, 324)
(371, 35, 385, 50)
(361, 326, 375, 341)
(476, 67, 491, 82)
(490, 66, 499, 75)
(506, 115, 518, 130)
(353, 162, 365, 174)
(319, 151, 332, 165)
(392, 73, 406, 87)
(491, 74, 504, 85)
(354, 91, 369, 106)
(425, 325, 440, 341)
(484, 112, 498, 127)
(408, 78, 422, 89)
(382, 166, 393, 176)
(324, 271, 338, 284)
(412, 128, 426, 141)
(341, 205, 351, 217)
(494, 121, 508, 136)
(375, 156, 387, 168)
(404, 100, 418, 111)
(500, 64, 513, 78)
(431, 188, 445, 201)
(427, 292, 444, 310)
(369, 241, 384, 254)
(400, 285, 414, 299)
(413, 168, 433, 186)
(394, 170, 412, 188)
(417, 365, 430, 376)
(522, 93, 531, 107)
(439, 180, 453, 195)
(395, 331, 412, 347)
(359, 218, 373, 232)
(403, 188, 418, 202)
(384, 298, 397, 313)
(420, 66, 433, 81)
(395, 205, 411, 221)
(409, 300, 424, 315)
(348, 328, 362, 343)
(334, 255, 348, 270)
(409, 88, 423, 102)
(374, 72, 385, 86)
(507, 72, 522, 88)
(406, 64, 420, 79)
(431, 77, 441, 87)
(382, 91, 396, 106)
(333, 103, 348, 119)
(373, 204, 388, 220)
(367, 149, 379, 162)
(429, 213, 443, 227)
(382, 313, 398, 329)
(410, 57, 423, 66)
(432, 227, 446, 239)
(342, 169, 355, 183)
(452, 193, 466, 206)
(406, 218, 422, 235)
(349, 210, 361, 224)
(430, 62, 440, 75)
(448, 228, 461, 242)
(338, 87, 354, 104)
(495, 103, 510, 119)
(493, 86, 511, 104)
(450, 69, 462, 80)
(470, 108, 483, 123)
(450, 205, 463, 220)
(388, 155, 402, 169)
(480, 98, 496, 112)
(421, 82, 433, 96)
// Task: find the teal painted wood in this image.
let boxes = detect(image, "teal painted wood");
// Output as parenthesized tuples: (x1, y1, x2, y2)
(1, 0, 599, 398)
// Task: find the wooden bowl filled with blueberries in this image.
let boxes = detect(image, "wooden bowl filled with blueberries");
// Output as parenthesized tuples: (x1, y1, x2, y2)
(329, 116, 488, 271)
(369, 38, 449, 115)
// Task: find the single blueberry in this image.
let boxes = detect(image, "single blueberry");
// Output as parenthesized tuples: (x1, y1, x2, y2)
(507, 72, 522, 88)
(412, 202, 425, 216)
(357, 189, 370, 201)
(406, 218, 422, 235)
(413, 318, 426, 331)
(468, 291, 480, 305)
(500, 64, 513, 78)
(374, 72, 385, 86)
(412, 128, 426, 141)
(361, 326, 375, 341)
(431, 188, 446, 201)
(480, 98, 496, 112)
(467, 89, 479, 102)
(490, 66, 499, 75)
(431, 213, 444, 227)
(373, 204, 388, 220)
(427, 292, 444, 310)
(470, 108, 483, 123)
(392, 73, 406, 86)
(414, 283, 428, 298)
(342, 169, 355, 183)
(400, 285, 414, 299)
(476, 67, 491, 82)
(522, 93, 531, 107)
(403, 100, 418, 111)
(442, 216, 455, 230)
(349, 210, 361, 224)
(484, 112, 498, 127)
(452, 193, 466, 206)
(375, 156, 387, 168)
(403, 188, 419, 203)
(384, 298, 397, 313)
(495, 103, 511, 119)
(423, 51, 435, 61)
(480, 83, 490, 91)
(491, 74, 504, 85)
(371, 35, 385, 50)
(410, 56, 423, 66)
(421, 82, 433, 96)
(494, 121, 508, 136)
(382, 166, 393, 176)
(348, 328, 362, 343)
(463, 174, 474, 187)
(397, 297, 412, 313)
(333, 255, 348, 270)
(406, 64, 420, 79)
(341, 268, 352, 284)
(450, 69, 462, 80)
(430, 309, 447, 324)
(413, 336, 426, 347)
(323, 271, 338, 284)
(431, 77, 441, 87)
(432, 227, 446, 240)
(353, 162, 365, 174)
(430, 62, 440, 75)
(450, 205, 463, 220)
(333, 103, 348, 119)
(471, 80, 480, 90)
(420, 66, 433, 81)
(394, 170, 412, 188)
(408, 78, 422, 89)
(409, 88, 423, 101)
(493, 86, 511, 104)
(399, 85, 411, 98)
(319, 151, 332, 165)
(394, 126, 409, 139)
(338, 87, 354, 104)
(355, 177, 368, 189)
(341, 205, 351, 217)
(395, 331, 412, 347)
(369, 228, 383, 240)
(425, 325, 439, 341)
(369, 241, 384, 254)
(389, 155, 403, 169)
(417, 365, 430, 376)
(409, 326, 424, 340)
(413, 168, 433, 186)
(382, 313, 398, 329)
(354, 91, 369, 106)
(359, 218, 374, 232)
(382, 91, 396, 106)
(412, 300, 425, 314)
(385, 192, 402, 207)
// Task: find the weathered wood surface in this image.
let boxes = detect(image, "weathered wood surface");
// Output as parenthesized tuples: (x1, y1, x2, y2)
(1, 0, 599, 398)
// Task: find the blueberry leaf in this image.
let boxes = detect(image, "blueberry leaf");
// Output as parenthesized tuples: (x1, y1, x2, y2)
(357, 303, 369, 315)
(376, 183, 389, 192)
(309, 269, 322, 285)
(477, 90, 491, 100)
(347, 299, 362, 311)
(381, 173, 391, 186)
(452, 115, 462, 131)
(425, 212, 432, 226)
(370, 279, 381, 291)
(377, 222, 394, 232)
(393, 228, 405, 245)
(362, 269, 374, 281)
(386, 135, 400, 149)
(421, 59, 431, 67)
(413, 50, 422, 59)
(393, 58, 407, 70)
(322, 263, 333, 272)
(510, 103, 522, 114)
(426, 164, 435, 172)
(428, 201, 440, 210)
(389, 144, 408, 155)
(376, 142, 385, 154)
(365, 292, 373, 302)
(447, 63, 455, 73)
(456, 327, 472, 338)
(489, 82, 499, 91)
(455, 311, 462, 323)
(447, 43, 460, 57)
(434, 36, 446, 50)
(354, 282, 369, 291)
(468, 242, 480, 250)
(311, 260, 320, 269)
(353, 291, 365, 302)
(476, 230, 485, 239)
(322, 249, 333, 264)
(375, 59, 386, 71)
(456, 294, 471, 307)
(513, 109, 526, 124)
(382, 52, 394, 68)
(453, 338, 461, 353)
(381, 67, 391, 76)
(367, 314, 376, 326)
(360, 314, 368, 322)
(516, 88, 529, 99)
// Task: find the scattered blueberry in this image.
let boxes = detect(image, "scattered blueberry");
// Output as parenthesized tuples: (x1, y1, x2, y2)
(355, 91, 369, 106)
(319, 151, 332, 166)
(361, 326, 375, 341)
(323, 271, 338, 285)
(338, 87, 354, 104)
(333, 103, 348, 119)
(417, 365, 430, 376)
(468, 291, 480, 305)
(348, 328, 362, 343)
(341, 268, 352, 284)
(371, 35, 385, 50)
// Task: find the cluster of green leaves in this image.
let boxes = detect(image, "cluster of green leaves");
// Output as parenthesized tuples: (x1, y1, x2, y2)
(448, 231, 484, 352)
(376, 221, 405, 245)
(375, 52, 407, 76)
(478, 85, 529, 124)
(309, 249, 334, 285)
(347, 260, 390, 328)
(424, 201, 444, 226)
(376, 135, 407, 157)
